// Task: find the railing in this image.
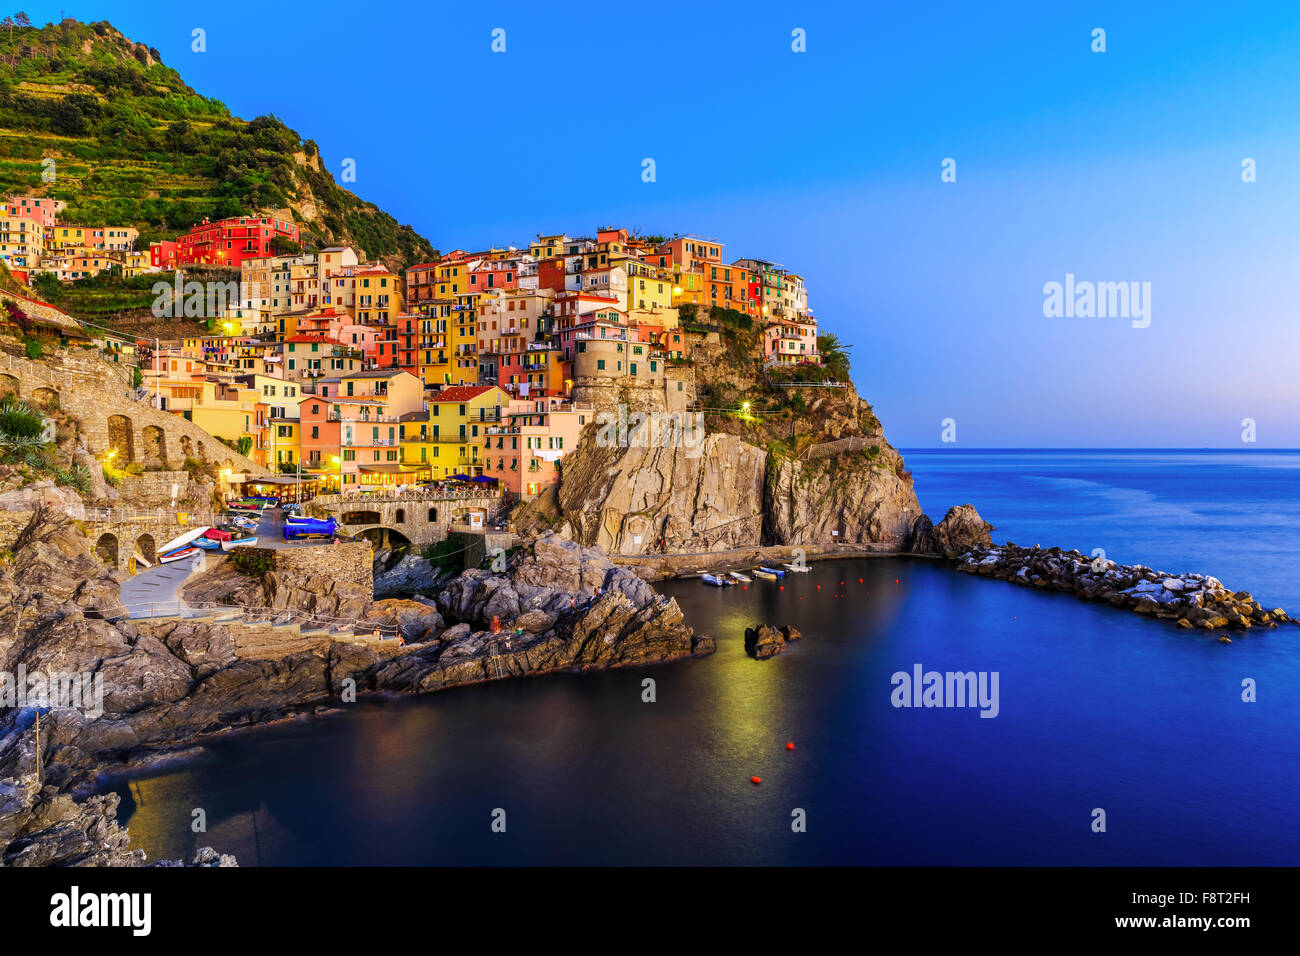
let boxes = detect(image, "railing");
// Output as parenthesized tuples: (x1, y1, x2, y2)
(312, 486, 503, 504)
(132, 599, 403, 638)
(81, 506, 232, 526)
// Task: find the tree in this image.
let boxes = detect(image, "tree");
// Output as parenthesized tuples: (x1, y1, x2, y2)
(817, 332, 852, 383)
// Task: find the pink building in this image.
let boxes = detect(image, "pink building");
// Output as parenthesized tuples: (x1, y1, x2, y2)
(481, 397, 591, 499)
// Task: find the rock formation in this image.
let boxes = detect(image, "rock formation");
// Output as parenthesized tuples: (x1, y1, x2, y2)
(954, 543, 1296, 631)
(743, 623, 802, 660)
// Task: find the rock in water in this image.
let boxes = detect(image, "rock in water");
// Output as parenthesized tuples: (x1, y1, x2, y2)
(933, 504, 994, 557)
(744, 623, 801, 660)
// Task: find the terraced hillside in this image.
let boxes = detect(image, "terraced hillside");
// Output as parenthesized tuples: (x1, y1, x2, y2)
(0, 17, 436, 267)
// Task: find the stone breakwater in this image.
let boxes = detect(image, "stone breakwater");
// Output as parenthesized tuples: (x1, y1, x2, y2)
(954, 544, 1295, 632)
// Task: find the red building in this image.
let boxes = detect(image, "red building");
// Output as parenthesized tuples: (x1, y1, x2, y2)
(151, 216, 300, 269)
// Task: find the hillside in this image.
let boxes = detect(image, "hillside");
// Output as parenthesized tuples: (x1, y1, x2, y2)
(0, 17, 436, 267)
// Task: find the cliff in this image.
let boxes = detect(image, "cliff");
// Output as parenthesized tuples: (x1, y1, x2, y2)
(537, 309, 932, 555)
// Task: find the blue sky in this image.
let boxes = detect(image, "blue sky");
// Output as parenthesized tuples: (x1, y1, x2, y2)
(30, 1, 1300, 446)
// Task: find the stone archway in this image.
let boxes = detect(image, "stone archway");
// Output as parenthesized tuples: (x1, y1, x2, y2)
(30, 386, 58, 409)
(358, 527, 410, 551)
(107, 414, 135, 463)
(141, 425, 168, 469)
(342, 510, 382, 525)
(0, 373, 18, 399)
(95, 533, 119, 567)
(135, 533, 156, 564)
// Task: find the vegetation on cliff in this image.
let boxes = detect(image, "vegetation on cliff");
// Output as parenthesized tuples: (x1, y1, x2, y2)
(0, 17, 436, 265)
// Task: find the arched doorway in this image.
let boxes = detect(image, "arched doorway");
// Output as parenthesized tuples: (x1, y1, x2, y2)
(107, 414, 134, 463)
(141, 425, 167, 469)
(95, 533, 119, 567)
(135, 533, 156, 564)
(358, 527, 411, 551)
(0, 373, 18, 399)
(31, 386, 58, 409)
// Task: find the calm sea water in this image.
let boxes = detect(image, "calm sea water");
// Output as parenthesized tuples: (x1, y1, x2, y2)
(104, 450, 1300, 865)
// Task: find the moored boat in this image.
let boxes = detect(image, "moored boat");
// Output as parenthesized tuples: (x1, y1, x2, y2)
(783, 563, 811, 573)
(759, 566, 787, 577)
(752, 568, 778, 581)
(701, 573, 733, 587)
(221, 535, 258, 551)
(728, 571, 752, 583)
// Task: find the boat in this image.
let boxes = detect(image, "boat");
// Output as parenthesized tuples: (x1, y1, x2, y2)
(728, 571, 752, 583)
(752, 568, 778, 581)
(158, 526, 210, 555)
(204, 528, 234, 542)
(284, 513, 317, 524)
(131, 552, 152, 570)
(783, 563, 811, 573)
(159, 546, 198, 563)
(758, 566, 787, 577)
(221, 535, 258, 551)
(193, 536, 223, 551)
(283, 517, 337, 539)
(701, 573, 733, 587)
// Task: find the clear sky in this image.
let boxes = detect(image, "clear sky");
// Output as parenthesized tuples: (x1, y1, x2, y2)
(29, 1, 1300, 446)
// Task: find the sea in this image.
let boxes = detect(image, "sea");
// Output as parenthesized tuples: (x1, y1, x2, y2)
(102, 450, 1300, 865)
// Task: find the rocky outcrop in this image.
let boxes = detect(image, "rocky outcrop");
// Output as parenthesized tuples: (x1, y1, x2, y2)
(954, 543, 1296, 632)
(556, 432, 767, 555)
(765, 452, 920, 547)
(373, 550, 447, 598)
(0, 771, 236, 866)
(743, 623, 802, 660)
(933, 504, 994, 557)
(0, 513, 711, 851)
(553, 424, 926, 554)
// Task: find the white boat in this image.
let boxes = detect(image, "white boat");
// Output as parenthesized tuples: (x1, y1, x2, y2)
(131, 552, 153, 569)
(220, 536, 258, 551)
(158, 526, 210, 555)
(728, 571, 752, 583)
(159, 546, 198, 563)
(783, 563, 811, 573)
(701, 573, 732, 587)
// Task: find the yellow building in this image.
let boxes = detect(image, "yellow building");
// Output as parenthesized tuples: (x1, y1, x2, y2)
(123, 250, 153, 278)
(266, 418, 301, 472)
(0, 213, 44, 269)
(449, 292, 481, 386)
(624, 258, 674, 313)
(529, 234, 567, 259)
(416, 305, 453, 389)
(401, 384, 509, 478)
(354, 265, 403, 326)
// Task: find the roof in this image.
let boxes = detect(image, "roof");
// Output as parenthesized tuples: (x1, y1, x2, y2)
(429, 385, 499, 403)
(359, 463, 429, 474)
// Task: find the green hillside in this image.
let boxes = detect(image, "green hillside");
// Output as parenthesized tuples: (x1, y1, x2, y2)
(0, 16, 436, 267)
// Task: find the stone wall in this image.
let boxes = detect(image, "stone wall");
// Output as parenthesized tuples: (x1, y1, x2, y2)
(0, 350, 266, 475)
(234, 541, 374, 596)
(311, 493, 508, 548)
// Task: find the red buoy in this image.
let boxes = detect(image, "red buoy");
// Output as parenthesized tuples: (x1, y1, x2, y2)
(751, 776, 762, 785)
(786, 742, 795, 751)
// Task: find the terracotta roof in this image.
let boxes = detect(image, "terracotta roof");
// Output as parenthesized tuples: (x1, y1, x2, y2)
(429, 385, 498, 403)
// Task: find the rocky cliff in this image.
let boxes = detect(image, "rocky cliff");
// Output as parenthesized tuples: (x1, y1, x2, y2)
(546, 394, 927, 555)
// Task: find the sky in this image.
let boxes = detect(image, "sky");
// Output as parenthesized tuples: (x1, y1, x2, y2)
(26, 0, 1300, 447)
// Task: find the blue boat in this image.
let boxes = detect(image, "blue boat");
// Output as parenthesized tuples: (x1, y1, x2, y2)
(759, 566, 787, 577)
(283, 517, 337, 539)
